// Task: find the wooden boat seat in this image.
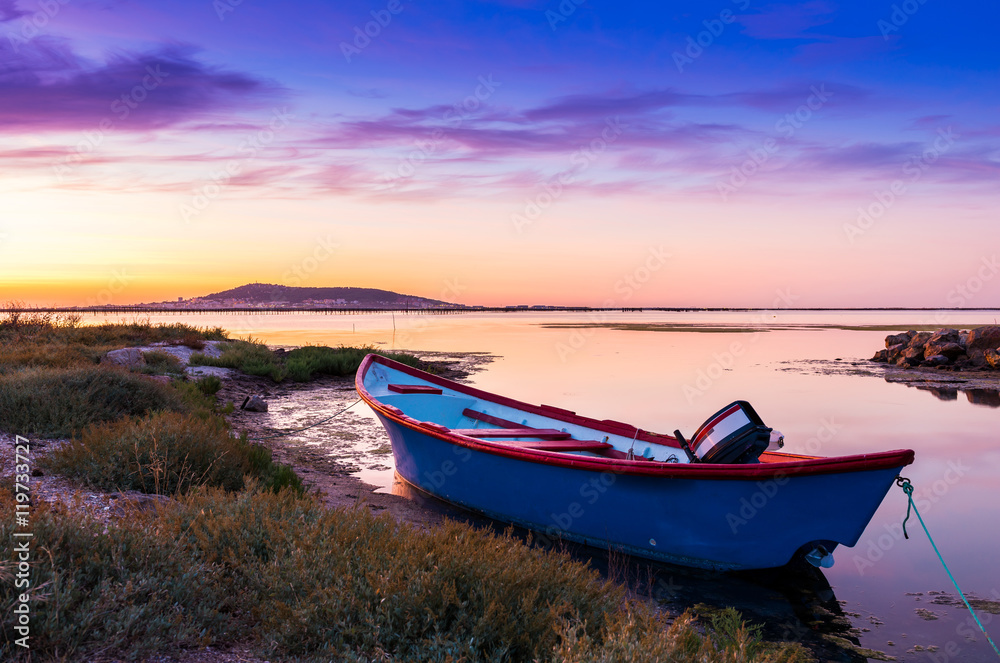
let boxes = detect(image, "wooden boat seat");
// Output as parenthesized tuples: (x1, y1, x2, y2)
(462, 408, 527, 428)
(451, 428, 571, 440)
(461, 408, 646, 458)
(487, 439, 613, 452)
(459, 408, 572, 440)
(388, 384, 443, 394)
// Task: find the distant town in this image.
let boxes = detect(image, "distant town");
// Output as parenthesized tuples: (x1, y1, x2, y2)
(76, 283, 570, 311)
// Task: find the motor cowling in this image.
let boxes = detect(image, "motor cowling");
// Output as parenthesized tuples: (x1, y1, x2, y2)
(689, 401, 771, 464)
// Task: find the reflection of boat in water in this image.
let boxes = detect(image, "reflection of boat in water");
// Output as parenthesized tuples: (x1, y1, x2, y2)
(358, 354, 914, 570)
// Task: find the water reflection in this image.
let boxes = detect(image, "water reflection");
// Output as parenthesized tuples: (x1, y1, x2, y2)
(913, 385, 1000, 408)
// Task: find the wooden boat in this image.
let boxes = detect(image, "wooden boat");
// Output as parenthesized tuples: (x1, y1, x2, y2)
(356, 354, 915, 571)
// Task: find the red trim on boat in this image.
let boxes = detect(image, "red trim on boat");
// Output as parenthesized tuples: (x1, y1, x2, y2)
(451, 428, 572, 440)
(356, 354, 915, 480)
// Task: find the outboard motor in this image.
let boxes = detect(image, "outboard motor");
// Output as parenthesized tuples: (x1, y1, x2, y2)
(674, 401, 772, 464)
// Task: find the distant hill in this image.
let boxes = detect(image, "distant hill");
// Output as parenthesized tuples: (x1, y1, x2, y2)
(195, 283, 453, 307)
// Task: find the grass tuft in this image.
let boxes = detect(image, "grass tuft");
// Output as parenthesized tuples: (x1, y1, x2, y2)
(0, 366, 184, 438)
(140, 350, 184, 375)
(285, 344, 421, 381)
(193, 340, 422, 382)
(191, 338, 287, 381)
(45, 411, 303, 496)
(44, 412, 251, 494)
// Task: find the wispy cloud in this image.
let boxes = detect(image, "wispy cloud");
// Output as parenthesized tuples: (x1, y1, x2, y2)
(0, 40, 284, 133)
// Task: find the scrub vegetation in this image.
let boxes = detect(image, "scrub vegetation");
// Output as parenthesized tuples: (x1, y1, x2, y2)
(191, 339, 423, 382)
(1, 486, 808, 662)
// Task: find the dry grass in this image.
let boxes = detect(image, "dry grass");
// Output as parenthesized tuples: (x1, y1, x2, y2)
(0, 487, 808, 662)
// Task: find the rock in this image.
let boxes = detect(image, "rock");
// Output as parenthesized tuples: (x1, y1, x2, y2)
(885, 331, 915, 349)
(101, 348, 146, 367)
(897, 347, 925, 367)
(871, 349, 889, 362)
(926, 328, 960, 346)
(907, 331, 932, 349)
(145, 374, 172, 385)
(923, 342, 965, 361)
(886, 343, 907, 363)
(967, 326, 1000, 362)
(986, 348, 1000, 370)
(241, 394, 268, 412)
(924, 354, 951, 367)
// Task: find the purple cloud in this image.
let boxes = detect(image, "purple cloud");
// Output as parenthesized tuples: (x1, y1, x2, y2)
(0, 0, 29, 22)
(0, 40, 283, 133)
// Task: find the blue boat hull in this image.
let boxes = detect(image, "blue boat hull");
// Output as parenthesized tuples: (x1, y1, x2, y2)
(375, 410, 904, 570)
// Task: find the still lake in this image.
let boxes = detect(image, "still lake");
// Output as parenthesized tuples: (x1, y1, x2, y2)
(95, 309, 1000, 660)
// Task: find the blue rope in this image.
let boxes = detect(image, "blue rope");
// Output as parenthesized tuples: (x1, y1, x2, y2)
(896, 477, 1000, 659)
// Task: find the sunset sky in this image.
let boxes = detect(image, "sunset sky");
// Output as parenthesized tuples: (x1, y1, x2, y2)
(2, 0, 999, 307)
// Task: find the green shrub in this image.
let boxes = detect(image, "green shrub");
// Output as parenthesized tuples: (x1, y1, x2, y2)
(45, 411, 301, 496)
(141, 350, 184, 374)
(195, 374, 223, 395)
(45, 412, 250, 494)
(286, 345, 422, 381)
(191, 338, 286, 382)
(0, 488, 232, 660)
(0, 366, 184, 437)
(0, 308, 226, 371)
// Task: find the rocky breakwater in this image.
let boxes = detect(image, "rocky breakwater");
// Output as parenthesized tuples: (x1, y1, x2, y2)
(871, 326, 1000, 370)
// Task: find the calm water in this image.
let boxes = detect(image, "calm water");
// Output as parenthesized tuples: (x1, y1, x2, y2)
(94, 310, 1000, 661)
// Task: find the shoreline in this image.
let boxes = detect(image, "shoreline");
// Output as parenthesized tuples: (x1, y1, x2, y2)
(214, 350, 497, 530)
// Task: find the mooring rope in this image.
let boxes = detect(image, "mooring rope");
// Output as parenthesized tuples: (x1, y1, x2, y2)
(896, 476, 1000, 658)
(245, 398, 363, 442)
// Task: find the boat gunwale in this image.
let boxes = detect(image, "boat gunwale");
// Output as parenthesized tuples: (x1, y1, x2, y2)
(356, 354, 915, 480)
